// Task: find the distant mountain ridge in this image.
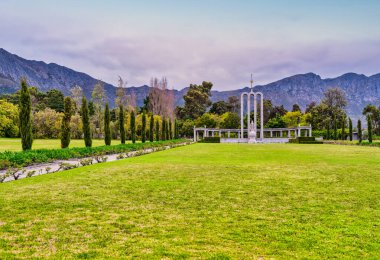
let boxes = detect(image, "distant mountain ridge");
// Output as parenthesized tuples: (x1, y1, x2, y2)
(1, 48, 380, 119)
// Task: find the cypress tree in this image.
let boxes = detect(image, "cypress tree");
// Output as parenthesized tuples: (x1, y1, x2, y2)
(104, 103, 111, 145)
(165, 120, 169, 140)
(149, 114, 154, 142)
(349, 117, 353, 141)
(130, 110, 136, 143)
(333, 116, 337, 140)
(81, 96, 92, 147)
(174, 119, 178, 139)
(161, 118, 166, 141)
(341, 117, 346, 140)
(326, 122, 330, 140)
(169, 119, 173, 139)
(367, 115, 373, 143)
(61, 96, 72, 148)
(19, 79, 33, 150)
(155, 119, 160, 141)
(119, 105, 125, 144)
(358, 119, 362, 143)
(142, 110, 146, 143)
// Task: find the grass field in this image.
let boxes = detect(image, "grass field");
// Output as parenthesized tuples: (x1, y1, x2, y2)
(0, 144, 379, 258)
(0, 138, 130, 152)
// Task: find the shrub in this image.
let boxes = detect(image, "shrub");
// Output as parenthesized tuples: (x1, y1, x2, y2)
(289, 137, 322, 144)
(200, 137, 220, 143)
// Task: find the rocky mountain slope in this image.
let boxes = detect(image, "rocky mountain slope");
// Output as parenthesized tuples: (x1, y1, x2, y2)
(1, 48, 379, 118)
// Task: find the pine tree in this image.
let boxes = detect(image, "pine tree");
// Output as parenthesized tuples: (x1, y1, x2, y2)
(357, 119, 362, 143)
(61, 96, 72, 148)
(349, 118, 353, 141)
(155, 119, 160, 141)
(130, 110, 136, 143)
(161, 118, 166, 141)
(149, 114, 154, 142)
(104, 103, 111, 145)
(119, 105, 125, 144)
(367, 115, 373, 143)
(341, 117, 346, 140)
(81, 96, 92, 147)
(169, 119, 173, 139)
(142, 110, 146, 143)
(19, 79, 33, 150)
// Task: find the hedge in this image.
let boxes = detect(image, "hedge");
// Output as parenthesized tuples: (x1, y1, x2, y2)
(199, 137, 221, 143)
(289, 137, 322, 144)
(0, 139, 190, 170)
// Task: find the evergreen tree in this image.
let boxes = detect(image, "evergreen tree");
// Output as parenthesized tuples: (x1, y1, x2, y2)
(142, 110, 146, 143)
(19, 79, 33, 150)
(166, 119, 170, 140)
(326, 122, 330, 140)
(119, 105, 126, 144)
(130, 111, 136, 143)
(174, 119, 179, 139)
(81, 96, 92, 147)
(149, 114, 154, 142)
(104, 103, 111, 146)
(61, 96, 72, 148)
(169, 119, 173, 139)
(357, 119, 362, 143)
(333, 116, 337, 140)
(155, 119, 160, 141)
(367, 115, 373, 143)
(349, 117, 353, 141)
(161, 118, 166, 141)
(341, 117, 346, 140)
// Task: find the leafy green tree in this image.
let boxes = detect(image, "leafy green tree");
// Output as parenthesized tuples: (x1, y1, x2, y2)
(195, 113, 218, 128)
(357, 119, 362, 143)
(265, 114, 286, 128)
(61, 97, 72, 148)
(209, 101, 229, 115)
(46, 89, 64, 112)
(155, 119, 160, 141)
(130, 111, 136, 143)
(292, 104, 302, 112)
(88, 101, 95, 116)
(362, 104, 380, 135)
(367, 115, 373, 143)
(149, 114, 154, 142)
(119, 105, 126, 144)
(142, 110, 146, 143)
(349, 117, 353, 141)
(220, 112, 240, 129)
(104, 103, 111, 146)
(180, 81, 213, 119)
(81, 96, 92, 147)
(0, 100, 19, 137)
(19, 79, 33, 150)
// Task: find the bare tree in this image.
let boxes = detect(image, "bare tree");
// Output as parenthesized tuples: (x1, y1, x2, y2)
(70, 85, 83, 111)
(115, 76, 128, 107)
(148, 77, 174, 118)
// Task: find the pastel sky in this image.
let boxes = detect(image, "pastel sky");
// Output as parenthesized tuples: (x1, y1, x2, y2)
(1, 0, 380, 90)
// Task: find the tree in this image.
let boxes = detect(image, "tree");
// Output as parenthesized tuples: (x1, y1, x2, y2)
(91, 81, 107, 138)
(305, 102, 317, 114)
(148, 77, 174, 118)
(367, 115, 373, 143)
(226, 96, 240, 114)
(19, 79, 33, 150)
(104, 103, 111, 146)
(169, 119, 173, 139)
(357, 119, 362, 143)
(155, 119, 160, 141)
(70, 85, 83, 112)
(166, 119, 170, 140)
(61, 97, 72, 148)
(333, 116, 338, 140)
(119, 105, 126, 144)
(266, 114, 286, 128)
(220, 112, 240, 129)
(349, 118, 353, 141)
(174, 119, 179, 139)
(180, 81, 213, 119)
(362, 104, 380, 135)
(195, 113, 218, 128)
(149, 114, 154, 142)
(130, 111, 136, 143)
(88, 101, 95, 116)
(292, 104, 302, 112)
(161, 118, 166, 141)
(46, 89, 64, 112)
(141, 110, 146, 143)
(0, 100, 19, 137)
(209, 101, 229, 115)
(341, 116, 346, 140)
(115, 76, 128, 107)
(81, 96, 92, 147)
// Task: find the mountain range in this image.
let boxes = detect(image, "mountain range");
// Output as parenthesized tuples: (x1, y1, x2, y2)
(1, 47, 380, 119)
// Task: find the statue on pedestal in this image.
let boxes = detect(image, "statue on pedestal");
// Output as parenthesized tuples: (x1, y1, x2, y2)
(248, 121, 257, 143)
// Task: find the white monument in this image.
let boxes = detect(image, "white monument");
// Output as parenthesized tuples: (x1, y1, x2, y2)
(241, 74, 264, 142)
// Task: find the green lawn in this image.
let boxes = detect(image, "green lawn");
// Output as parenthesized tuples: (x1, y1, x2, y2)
(0, 144, 379, 258)
(0, 138, 130, 152)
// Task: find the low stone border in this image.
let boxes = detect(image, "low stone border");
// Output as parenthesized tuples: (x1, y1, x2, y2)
(0, 141, 193, 183)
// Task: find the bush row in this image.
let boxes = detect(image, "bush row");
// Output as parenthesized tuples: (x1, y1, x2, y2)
(0, 139, 190, 170)
(289, 137, 322, 144)
(199, 137, 221, 143)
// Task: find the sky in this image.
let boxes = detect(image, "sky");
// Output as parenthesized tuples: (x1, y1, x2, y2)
(1, 0, 380, 90)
